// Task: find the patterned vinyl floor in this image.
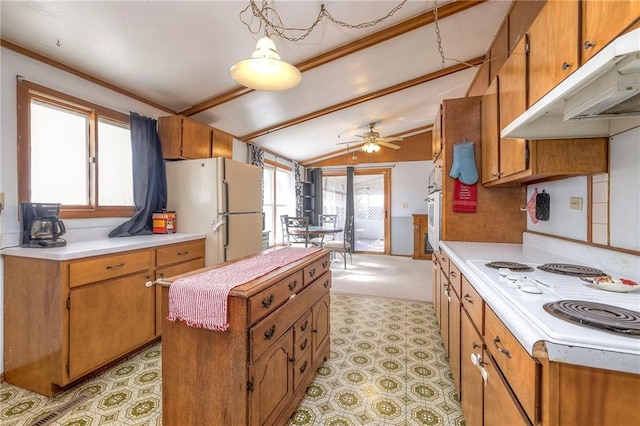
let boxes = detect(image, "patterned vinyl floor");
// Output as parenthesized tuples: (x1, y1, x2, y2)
(0, 294, 464, 426)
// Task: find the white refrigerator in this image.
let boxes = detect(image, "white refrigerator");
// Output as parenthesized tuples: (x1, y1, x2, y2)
(165, 157, 263, 266)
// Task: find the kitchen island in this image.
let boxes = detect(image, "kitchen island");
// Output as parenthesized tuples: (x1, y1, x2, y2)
(158, 247, 331, 426)
(436, 240, 640, 426)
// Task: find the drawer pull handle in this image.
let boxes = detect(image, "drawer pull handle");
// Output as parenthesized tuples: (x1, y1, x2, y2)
(288, 280, 298, 291)
(322, 260, 328, 268)
(309, 268, 317, 278)
(262, 294, 274, 309)
(158, 272, 165, 278)
(323, 280, 330, 289)
(299, 361, 308, 374)
(300, 320, 309, 332)
(106, 263, 125, 270)
(289, 357, 295, 363)
(463, 294, 474, 304)
(313, 328, 318, 333)
(583, 40, 596, 50)
(264, 325, 277, 340)
(300, 338, 308, 350)
(177, 251, 189, 256)
(472, 341, 481, 349)
(493, 336, 511, 358)
(561, 61, 573, 71)
(450, 271, 456, 278)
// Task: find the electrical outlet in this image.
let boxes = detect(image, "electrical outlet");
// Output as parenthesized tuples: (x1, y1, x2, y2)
(0, 192, 4, 212)
(402, 202, 408, 209)
(570, 197, 583, 210)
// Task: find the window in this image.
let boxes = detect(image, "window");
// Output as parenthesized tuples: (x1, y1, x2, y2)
(17, 79, 135, 218)
(262, 160, 295, 245)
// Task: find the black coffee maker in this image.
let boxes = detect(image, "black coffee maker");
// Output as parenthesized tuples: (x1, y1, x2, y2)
(20, 202, 67, 248)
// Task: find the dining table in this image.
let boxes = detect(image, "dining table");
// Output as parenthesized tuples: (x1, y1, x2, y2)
(288, 225, 343, 247)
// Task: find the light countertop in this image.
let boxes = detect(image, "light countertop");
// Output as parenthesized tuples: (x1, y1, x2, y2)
(1, 233, 205, 261)
(440, 241, 640, 374)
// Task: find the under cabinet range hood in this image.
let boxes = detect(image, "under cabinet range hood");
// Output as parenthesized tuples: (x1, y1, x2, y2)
(502, 28, 640, 140)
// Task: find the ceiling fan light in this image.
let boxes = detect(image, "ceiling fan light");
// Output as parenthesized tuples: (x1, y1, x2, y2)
(230, 36, 302, 91)
(362, 142, 381, 153)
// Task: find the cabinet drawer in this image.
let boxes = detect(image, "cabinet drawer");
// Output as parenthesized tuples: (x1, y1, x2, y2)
(70, 250, 152, 287)
(294, 311, 312, 339)
(461, 277, 484, 335)
(449, 263, 462, 296)
(303, 254, 330, 287)
(294, 347, 313, 390)
(156, 240, 204, 267)
(437, 251, 450, 276)
(485, 306, 540, 424)
(249, 271, 303, 325)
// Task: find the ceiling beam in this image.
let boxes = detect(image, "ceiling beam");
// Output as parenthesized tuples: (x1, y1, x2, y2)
(239, 56, 484, 141)
(178, 0, 487, 117)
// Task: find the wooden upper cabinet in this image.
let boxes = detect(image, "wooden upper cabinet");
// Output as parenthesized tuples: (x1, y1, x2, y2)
(432, 104, 443, 161)
(212, 128, 233, 159)
(481, 77, 499, 184)
(158, 115, 212, 159)
(581, 1, 640, 63)
(498, 36, 528, 179)
(528, 0, 579, 106)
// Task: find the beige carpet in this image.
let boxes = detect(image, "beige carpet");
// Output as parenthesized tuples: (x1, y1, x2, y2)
(329, 253, 432, 302)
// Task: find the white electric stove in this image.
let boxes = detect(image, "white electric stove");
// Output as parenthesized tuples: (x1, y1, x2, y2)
(466, 259, 640, 356)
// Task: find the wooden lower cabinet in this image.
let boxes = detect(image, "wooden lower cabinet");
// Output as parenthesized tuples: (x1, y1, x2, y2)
(162, 250, 331, 426)
(460, 310, 484, 426)
(3, 239, 204, 397)
(483, 350, 532, 426)
(412, 214, 431, 260)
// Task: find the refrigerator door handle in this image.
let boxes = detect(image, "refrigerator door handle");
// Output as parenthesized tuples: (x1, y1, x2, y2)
(222, 179, 229, 214)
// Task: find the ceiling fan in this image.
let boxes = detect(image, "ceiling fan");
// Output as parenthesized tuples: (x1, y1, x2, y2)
(338, 122, 403, 153)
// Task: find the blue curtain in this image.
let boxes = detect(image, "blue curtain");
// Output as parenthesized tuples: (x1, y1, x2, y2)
(346, 166, 355, 250)
(109, 112, 167, 237)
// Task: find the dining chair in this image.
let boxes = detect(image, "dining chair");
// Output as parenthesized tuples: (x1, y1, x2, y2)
(310, 214, 338, 247)
(323, 215, 354, 269)
(280, 215, 290, 246)
(285, 216, 310, 247)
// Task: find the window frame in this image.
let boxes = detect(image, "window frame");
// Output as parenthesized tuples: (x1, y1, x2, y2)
(17, 78, 135, 219)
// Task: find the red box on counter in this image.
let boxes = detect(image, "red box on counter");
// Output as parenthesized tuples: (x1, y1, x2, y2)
(153, 210, 176, 234)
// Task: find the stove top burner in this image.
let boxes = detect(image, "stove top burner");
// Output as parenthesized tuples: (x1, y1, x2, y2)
(485, 261, 534, 272)
(543, 300, 640, 336)
(537, 263, 605, 277)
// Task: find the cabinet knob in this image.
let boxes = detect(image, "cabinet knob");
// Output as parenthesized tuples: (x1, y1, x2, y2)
(450, 271, 456, 278)
(299, 361, 308, 374)
(561, 61, 573, 71)
(491, 172, 500, 178)
(463, 294, 474, 305)
(300, 338, 308, 350)
(583, 40, 596, 50)
(264, 325, 277, 340)
(262, 294, 275, 309)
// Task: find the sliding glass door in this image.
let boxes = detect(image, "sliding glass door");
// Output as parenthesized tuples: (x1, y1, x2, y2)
(322, 169, 390, 254)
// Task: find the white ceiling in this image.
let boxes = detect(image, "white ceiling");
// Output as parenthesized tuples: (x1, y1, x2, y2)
(0, 0, 511, 162)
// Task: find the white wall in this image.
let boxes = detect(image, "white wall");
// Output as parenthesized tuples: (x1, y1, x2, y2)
(0, 47, 171, 374)
(391, 161, 433, 255)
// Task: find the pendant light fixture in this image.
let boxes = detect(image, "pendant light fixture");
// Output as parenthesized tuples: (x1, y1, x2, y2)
(230, 36, 301, 91)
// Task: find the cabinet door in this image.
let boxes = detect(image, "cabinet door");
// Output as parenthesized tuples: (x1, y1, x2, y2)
(311, 293, 330, 363)
(439, 270, 450, 352)
(250, 330, 294, 426)
(481, 77, 499, 184)
(448, 289, 461, 395)
(460, 311, 483, 426)
(483, 352, 532, 426)
(582, 1, 640, 62)
(528, 0, 579, 105)
(499, 36, 529, 178)
(182, 118, 212, 158)
(69, 271, 156, 379)
(432, 259, 441, 320)
(213, 128, 233, 159)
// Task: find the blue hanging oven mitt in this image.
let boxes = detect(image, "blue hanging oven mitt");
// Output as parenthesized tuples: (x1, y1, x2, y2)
(449, 141, 479, 185)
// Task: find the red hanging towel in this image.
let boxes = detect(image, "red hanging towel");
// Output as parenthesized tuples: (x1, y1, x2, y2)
(453, 180, 477, 213)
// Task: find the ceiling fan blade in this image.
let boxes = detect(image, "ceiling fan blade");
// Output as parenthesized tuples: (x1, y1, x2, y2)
(337, 140, 362, 145)
(378, 140, 401, 149)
